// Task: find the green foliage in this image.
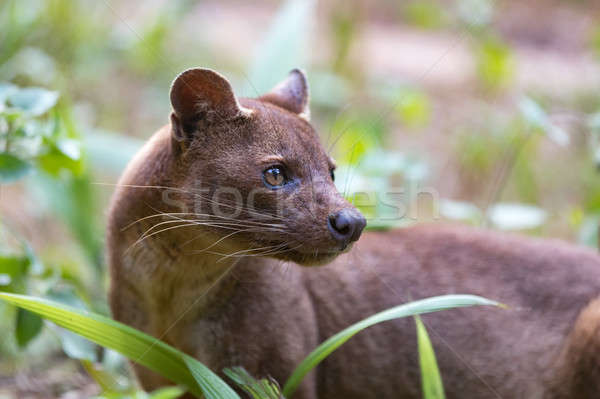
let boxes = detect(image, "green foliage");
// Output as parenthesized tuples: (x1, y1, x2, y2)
(224, 367, 284, 399)
(0, 0, 39, 67)
(453, 96, 570, 210)
(0, 292, 241, 399)
(0, 84, 83, 180)
(0, 82, 105, 358)
(282, 295, 502, 397)
(404, 1, 448, 29)
(1, 0, 597, 396)
(246, 0, 315, 95)
(415, 316, 445, 399)
(475, 36, 514, 91)
(330, 6, 359, 73)
(127, 19, 170, 76)
(0, 229, 45, 347)
(15, 307, 43, 347)
(591, 26, 600, 59)
(0, 291, 503, 399)
(329, 113, 385, 165)
(8, 87, 59, 116)
(93, 386, 186, 399)
(395, 88, 431, 129)
(0, 152, 30, 182)
(31, 172, 103, 270)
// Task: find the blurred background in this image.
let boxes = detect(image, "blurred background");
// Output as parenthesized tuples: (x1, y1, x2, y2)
(1, 0, 600, 397)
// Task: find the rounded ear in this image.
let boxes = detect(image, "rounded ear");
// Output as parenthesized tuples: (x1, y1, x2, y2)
(170, 68, 252, 141)
(259, 69, 310, 121)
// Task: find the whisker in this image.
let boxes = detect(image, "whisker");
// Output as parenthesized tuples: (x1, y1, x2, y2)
(124, 222, 200, 255)
(97, 182, 288, 222)
(198, 242, 302, 261)
(189, 193, 287, 221)
(123, 211, 286, 233)
(138, 219, 284, 241)
(212, 244, 287, 262)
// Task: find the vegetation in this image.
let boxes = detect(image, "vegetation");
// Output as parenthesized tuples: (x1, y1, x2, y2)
(1, 0, 599, 397)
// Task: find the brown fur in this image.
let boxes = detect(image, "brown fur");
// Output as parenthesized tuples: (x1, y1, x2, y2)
(107, 68, 600, 398)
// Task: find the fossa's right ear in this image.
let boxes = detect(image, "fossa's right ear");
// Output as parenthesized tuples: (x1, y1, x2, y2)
(260, 69, 310, 121)
(169, 68, 252, 142)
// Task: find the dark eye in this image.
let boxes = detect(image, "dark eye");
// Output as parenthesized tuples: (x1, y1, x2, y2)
(330, 169, 335, 182)
(263, 166, 288, 188)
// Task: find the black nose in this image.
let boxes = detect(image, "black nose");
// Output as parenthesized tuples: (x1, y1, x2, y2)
(327, 208, 366, 248)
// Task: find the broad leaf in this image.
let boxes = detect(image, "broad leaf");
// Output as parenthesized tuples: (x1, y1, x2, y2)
(282, 294, 502, 397)
(36, 139, 83, 177)
(0, 152, 31, 183)
(15, 308, 43, 347)
(0, 253, 30, 292)
(8, 87, 59, 116)
(0, 292, 240, 399)
(57, 327, 98, 361)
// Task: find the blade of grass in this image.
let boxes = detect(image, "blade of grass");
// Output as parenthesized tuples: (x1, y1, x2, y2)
(282, 294, 503, 397)
(245, 0, 315, 95)
(0, 292, 239, 399)
(415, 316, 445, 399)
(223, 367, 283, 399)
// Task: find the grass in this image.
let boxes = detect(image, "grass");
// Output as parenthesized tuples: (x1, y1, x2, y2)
(0, 292, 503, 398)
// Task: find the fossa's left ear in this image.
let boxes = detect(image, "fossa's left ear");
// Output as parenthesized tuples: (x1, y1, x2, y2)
(170, 68, 252, 142)
(259, 69, 310, 121)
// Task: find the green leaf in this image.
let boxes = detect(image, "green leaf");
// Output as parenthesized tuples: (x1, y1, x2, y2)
(57, 327, 98, 361)
(245, 0, 315, 95)
(415, 316, 445, 399)
(329, 115, 383, 165)
(476, 36, 514, 90)
(0, 292, 240, 399)
(36, 139, 83, 177)
(183, 357, 240, 399)
(8, 87, 59, 116)
(148, 386, 187, 399)
(93, 386, 185, 399)
(0, 253, 29, 279)
(395, 89, 431, 128)
(15, 307, 43, 347)
(81, 359, 130, 394)
(404, 1, 448, 29)
(28, 173, 102, 271)
(224, 367, 283, 399)
(0, 253, 30, 292)
(282, 294, 503, 397)
(0, 152, 31, 183)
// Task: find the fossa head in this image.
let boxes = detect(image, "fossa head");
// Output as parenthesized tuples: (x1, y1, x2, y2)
(167, 68, 365, 265)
